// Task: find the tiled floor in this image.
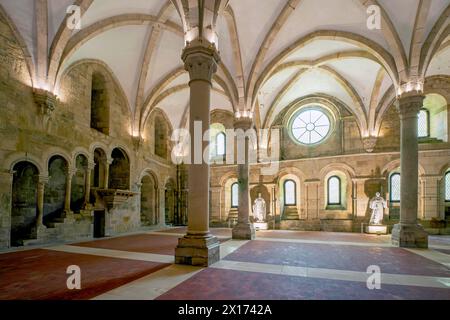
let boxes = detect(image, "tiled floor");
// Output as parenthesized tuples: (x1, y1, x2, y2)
(1, 228, 449, 300)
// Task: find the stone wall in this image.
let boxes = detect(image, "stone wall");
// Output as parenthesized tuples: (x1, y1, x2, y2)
(0, 13, 176, 249)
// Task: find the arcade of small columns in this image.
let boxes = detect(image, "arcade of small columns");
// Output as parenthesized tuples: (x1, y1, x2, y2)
(17, 155, 115, 235)
(173, 35, 430, 268)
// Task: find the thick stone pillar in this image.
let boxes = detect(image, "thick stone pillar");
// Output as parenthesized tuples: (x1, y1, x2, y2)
(232, 117, 255, 240)
(391, 93, 428, 248)
(175, 39, 220, 267)
(36, 175, 48, 230)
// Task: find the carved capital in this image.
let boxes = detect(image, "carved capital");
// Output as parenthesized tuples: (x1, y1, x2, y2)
(362, 136, 378, 153)
(38, 174, 49, 184)
(86, 161, 96, 171)
(395, 93, 424, 120)
(234, 117, 253, 131)
(182, 38, 220, 83)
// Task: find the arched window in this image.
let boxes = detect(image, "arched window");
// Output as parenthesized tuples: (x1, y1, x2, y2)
(90, 73, 109, 135)
(327, 176, 341, 205)
(418, 109, 429, 138)
(216, 132, 226, 156)
(284, 180, 296, 206)
(390, 173, 401, 202)
(445, 172, 450, 202)
(231, 182, 239, 208)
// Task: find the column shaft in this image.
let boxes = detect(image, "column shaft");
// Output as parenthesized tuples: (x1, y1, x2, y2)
(84, 167, 92, 205)
(392, 93, 428, 248)
(37, 180, 46, 228)
(64, 174, 73, 212)
(232, 118, 255, 240)
(175, 39, 221, 267)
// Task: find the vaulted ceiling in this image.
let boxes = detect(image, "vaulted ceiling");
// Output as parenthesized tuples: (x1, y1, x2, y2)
(0, 0, 449, 137)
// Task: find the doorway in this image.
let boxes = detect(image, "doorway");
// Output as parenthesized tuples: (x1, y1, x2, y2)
(93, 210, 106, 238)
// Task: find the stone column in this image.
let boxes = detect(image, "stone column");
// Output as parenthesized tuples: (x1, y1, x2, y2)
(84, 162, 95, 206)
(391, 93, 428, 248)
(232, 117, 255, 240)
(159, 185, 166, 227)
(36, 175, 48, 230)
(103, 158, 112, 189)
(175, 39, 220, 267)
(64, 167, 75, 214)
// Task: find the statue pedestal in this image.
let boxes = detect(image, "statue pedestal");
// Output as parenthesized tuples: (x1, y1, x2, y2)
(254, 222, 269, 231)
(365, 225, 388, 235)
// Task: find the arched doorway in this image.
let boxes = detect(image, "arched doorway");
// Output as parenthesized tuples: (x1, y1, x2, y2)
(11, 161, 39, 246)
(165, 179, 175, 225)
(71, 154, 87, 213)
(44, 156, 68, 226)
(109, 148, 130, 190)
(141, 174, 158, 226)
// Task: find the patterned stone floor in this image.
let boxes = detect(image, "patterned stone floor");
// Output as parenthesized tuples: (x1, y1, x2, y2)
(0, 228, 449, 300)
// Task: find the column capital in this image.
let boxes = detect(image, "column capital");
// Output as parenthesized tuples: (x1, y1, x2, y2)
(86, 161, 96, 171)
(395, 93, 425, 118)
(182, 38, 220, 83)
(38, 174, 49, 184)
(234, 117, 253, 131)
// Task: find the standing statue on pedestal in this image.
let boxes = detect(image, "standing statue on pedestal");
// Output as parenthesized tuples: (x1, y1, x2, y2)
(252, 193, 266, 222)
(369, 192, 387, 225)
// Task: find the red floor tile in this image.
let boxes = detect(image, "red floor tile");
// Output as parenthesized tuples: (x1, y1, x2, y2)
(256, 230, 389, 243)
(225, 240, 450, 277)
(73, 234, 180, 255)
(157, 268, 450, 300)
(0, 249, 169, 300)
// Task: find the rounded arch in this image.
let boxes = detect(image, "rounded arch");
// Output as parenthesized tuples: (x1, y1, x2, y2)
(109, 148, 131, 190)
(219, 171, 239, 187)
(276, 167, 307, 184)
(89, 142, 109, 156)
(382, 159, 426, 177)
(52, 14, 183, 89)
(57, 59, 132, 128)
(44, 148, 72, 171)
(3, 152, 44, 175)
(319, 163, 356, 180)
(71, 147, 91, 165)
(138, 169, 160, 187)
(439, 163, 450, 177)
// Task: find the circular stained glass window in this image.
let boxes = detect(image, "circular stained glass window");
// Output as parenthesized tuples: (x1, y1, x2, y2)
(290, 108, 331, 145)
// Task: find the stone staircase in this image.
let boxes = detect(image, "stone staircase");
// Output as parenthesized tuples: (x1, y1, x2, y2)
(22, 212, 92, 247)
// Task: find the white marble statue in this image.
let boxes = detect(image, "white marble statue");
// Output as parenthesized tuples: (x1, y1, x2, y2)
(252, 193, 266, 222)
(369, 192, 387, 225)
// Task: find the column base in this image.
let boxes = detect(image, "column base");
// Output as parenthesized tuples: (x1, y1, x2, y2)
(175, 234, 220, 267)
(232, 222, 255, 240)
(391, 223, 428, 249)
